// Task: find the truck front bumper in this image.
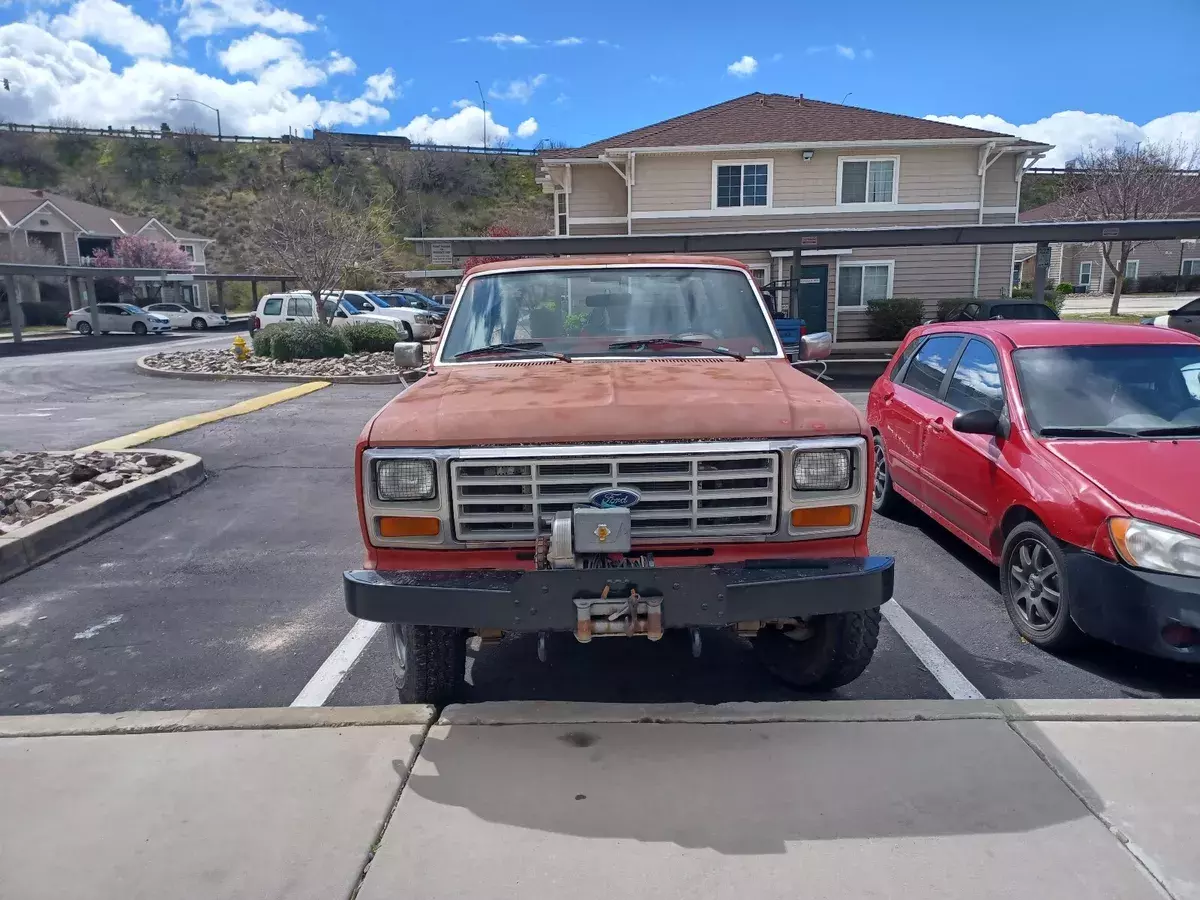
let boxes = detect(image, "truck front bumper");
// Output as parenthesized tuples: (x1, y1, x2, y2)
(344, 556, 894, 632)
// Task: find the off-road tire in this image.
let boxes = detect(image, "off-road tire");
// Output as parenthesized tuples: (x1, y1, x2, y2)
(77, 321, 93, 336)
(871, 433, 904, 516)
(753, 608, 881, 690)
(1000, 521, 1083, 652)
(387, 623, 466, 706)
(132, 322, 148, 335)
(192, 317, 208, 330)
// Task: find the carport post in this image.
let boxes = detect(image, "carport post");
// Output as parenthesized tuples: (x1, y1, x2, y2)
(85, 275, 101, 335)
(1032, 241, 1051, 304)
(215, 279, 225, 312)
(3, 274, 22, 344)
(250, 280, 259, 305)
(67, 275, 81, 311)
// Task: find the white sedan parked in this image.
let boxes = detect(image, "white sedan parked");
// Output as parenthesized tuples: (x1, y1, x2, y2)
(66, 304, 171, 335)
(143, 303, 229, 330)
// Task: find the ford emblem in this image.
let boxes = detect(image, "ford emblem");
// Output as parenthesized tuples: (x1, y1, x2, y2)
(589, 487, 641, 509)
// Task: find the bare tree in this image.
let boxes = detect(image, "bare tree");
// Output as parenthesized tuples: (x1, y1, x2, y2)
(253, 180, 390, 324)
(1058, 141, 1200, 315)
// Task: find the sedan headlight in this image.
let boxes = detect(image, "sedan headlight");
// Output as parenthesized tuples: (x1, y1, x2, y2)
(1110, 518, 1200, 578)
(375, 459, 436, 501)
(793, 449, 852, 491)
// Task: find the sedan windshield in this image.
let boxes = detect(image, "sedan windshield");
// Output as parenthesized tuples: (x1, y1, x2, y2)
(1013, 344, 1200, 437)
(438, 267, 779, 361)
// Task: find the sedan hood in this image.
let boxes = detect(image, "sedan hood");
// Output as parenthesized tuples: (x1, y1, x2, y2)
(1045, 439, 1200, 535)
(369, 359, 864, 446)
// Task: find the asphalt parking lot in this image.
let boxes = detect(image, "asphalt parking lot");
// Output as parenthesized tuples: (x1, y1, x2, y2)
(2, 346, 1200, 715)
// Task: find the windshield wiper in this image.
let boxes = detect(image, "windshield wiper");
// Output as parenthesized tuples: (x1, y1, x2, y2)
(1133, 424, 1200, 438)
(453, 341, 571, 362)
(1038, 426, 1135, 438)
(607, 336, 746, 361)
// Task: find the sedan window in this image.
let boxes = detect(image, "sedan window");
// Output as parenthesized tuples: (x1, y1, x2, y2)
(945, 339, 1004, 413)
(901, 336, 963, 398)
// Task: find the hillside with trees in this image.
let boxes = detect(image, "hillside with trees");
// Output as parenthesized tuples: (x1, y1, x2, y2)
(0, 129, 550, 307)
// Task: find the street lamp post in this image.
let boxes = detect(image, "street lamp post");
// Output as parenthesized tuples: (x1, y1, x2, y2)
(475, 80, 487, 149)
(170, 96, 222, 140)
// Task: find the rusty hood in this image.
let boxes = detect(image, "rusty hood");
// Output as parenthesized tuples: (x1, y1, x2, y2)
(368, 359, 864, 446)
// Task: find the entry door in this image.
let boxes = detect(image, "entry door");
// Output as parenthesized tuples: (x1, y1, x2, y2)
(793, 265, 828, 333)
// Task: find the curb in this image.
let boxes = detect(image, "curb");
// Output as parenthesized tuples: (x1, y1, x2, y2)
(135, 356, 402, 384)
(0, 450, 205, 584)
(0, 704, 437, 738)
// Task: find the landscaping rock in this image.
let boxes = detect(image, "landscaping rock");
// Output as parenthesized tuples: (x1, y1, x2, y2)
(23, 489, 52, 502)
(141, 347, 400, 378)
(94, 472, 125, 488)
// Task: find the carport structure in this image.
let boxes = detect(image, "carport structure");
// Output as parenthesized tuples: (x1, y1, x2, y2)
(412, 218, 1200, 342)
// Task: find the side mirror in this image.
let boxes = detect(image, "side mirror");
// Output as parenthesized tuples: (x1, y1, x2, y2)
(953, 408, 1007, 438)
(798, 331, 832, 361)
(394, 341, 424, 370)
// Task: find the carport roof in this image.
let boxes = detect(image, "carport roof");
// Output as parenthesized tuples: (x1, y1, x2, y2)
(541, 92, 1050, 158)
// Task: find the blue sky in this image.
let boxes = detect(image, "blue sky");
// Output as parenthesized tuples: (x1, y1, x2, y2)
(2, 0, 1198, 164)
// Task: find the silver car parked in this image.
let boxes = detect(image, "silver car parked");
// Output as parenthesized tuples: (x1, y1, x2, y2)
(67, 304, 172, 336)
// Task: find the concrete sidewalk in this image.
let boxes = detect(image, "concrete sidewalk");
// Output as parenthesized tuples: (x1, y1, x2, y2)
(2, 701, 1198, 900)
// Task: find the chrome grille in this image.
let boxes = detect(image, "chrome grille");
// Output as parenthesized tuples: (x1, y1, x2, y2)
(450, 451, 779, 542)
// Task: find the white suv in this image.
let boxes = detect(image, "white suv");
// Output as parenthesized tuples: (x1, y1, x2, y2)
(321, 290, 440, 341)
(250, 292, 407, 337)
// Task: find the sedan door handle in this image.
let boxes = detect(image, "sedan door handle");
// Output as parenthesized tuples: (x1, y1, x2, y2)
(928, 418, 946, 434)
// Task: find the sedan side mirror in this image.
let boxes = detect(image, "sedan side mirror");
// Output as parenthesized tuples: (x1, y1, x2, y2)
(953, 408, 1007, 438)
(798, 331, 832, 361)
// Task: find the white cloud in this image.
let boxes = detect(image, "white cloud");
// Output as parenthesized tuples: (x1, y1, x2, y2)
(550, 36, 583, 46)
(479, 32, 528, 46)
(177, 0, 314, 41)
(326, 50, 355, 75)
(727, 55, 757, 77)
(217, 31, 323, 89)
(362, 67, 396, 102)
(835, 44, 855, 60)
(385, 105, 512, 147)
(49, 0, 171, 59)
(923, 110, 1200, 167)
(450, 97, 474, 109)
(488, 73, 546, 103)
(0, 21, 388, 135)
(516, 116, 537, 138)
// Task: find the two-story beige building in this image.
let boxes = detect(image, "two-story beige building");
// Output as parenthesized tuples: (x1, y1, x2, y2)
(539, 93, 1051, 342)
(0, 186, 215, 310)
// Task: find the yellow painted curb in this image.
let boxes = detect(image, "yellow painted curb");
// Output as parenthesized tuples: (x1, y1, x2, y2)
(78, 381, 331, 451)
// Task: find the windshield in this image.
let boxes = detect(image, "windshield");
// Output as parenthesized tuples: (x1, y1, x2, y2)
(121, 304, 145, 314)
(366, 293, 390, 307)
(337, 294, 375, 312)
(439, 266, 779, 361)
(1013, 344, 1200, 437)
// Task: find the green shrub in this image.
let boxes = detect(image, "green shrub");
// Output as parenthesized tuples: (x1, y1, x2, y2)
(866, 297, 925, 340)
(563, 312, 588, 336)
(342, 322, 400, 353)
(268, 323, 351, 361)
(252, 322, 286, 357)
(1055, 282, 1073, 293)
(1046, 293, 1067, 314)
(1011, 286, 1033, 298)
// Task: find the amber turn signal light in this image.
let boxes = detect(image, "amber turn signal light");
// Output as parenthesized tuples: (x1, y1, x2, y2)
(791, 505, 854, 528)
(378, 516, 441, 538)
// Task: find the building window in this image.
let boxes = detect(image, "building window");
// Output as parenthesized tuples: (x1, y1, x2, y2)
(1078, 261, 1092, 288)
(1124, 259, 1139, 280)
(713, 160, 771, 208)
(1183, 259, 1200, 277)
(838, 157, 897, 205)
(554, 192, 568, 236)
(179, 244, 195, 261)
(837, 261, 893, 308)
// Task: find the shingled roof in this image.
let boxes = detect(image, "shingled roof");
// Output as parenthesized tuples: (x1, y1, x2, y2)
(0, 186, 212, 241)
(542, 92, 1043, 158)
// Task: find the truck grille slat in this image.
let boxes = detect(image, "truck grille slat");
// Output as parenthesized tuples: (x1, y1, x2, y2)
(451, 451, 779, 542)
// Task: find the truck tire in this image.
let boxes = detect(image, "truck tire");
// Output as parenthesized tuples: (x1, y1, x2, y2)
(752, 608, 881, 690)
(387, 623, 466, 706)
(401, 322, 414, 342)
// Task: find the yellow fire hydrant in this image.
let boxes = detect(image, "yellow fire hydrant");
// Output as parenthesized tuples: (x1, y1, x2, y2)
(231, 335, 250, 361)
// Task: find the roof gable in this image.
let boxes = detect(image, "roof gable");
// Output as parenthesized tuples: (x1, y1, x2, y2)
(0, 185, 213, 242)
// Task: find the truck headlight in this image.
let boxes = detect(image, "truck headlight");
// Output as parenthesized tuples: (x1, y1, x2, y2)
(1110, 518, 1200, 578)
(415, 314, 436, 324)
(793, 449, 852, 491)
(375, 459, 436, 501)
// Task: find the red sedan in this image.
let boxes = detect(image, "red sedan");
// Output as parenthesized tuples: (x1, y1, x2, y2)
(867, 321, 1200, 660)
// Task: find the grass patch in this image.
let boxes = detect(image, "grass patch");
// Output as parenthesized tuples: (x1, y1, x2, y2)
(1062, 314, 1147, 325)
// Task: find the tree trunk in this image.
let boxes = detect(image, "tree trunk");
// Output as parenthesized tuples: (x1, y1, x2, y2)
(1109, 245, 1129, 316)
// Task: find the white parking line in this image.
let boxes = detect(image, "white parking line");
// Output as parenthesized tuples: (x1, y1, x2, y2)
(881, 598, 985, 700)
(290, 620, 381, 707)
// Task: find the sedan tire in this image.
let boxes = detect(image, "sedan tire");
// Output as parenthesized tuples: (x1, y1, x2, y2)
(132, 322, 148, 336)
(191, 318, 208, 330)
(870, 433, 905, 517)
(1000, 521, 1083, 651)
(76, 321, 93, 336)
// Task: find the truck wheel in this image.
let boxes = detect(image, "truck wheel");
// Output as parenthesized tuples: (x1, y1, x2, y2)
(753, 608, 881, 690)
(871, 433, 904, 516)
(401, 322, 414, 342)
(386, 623, 466, 706)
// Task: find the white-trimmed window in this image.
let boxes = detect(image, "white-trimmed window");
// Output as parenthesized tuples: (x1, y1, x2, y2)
(712, 160, 771, 208)
(554, 192, 568, 236)
(178, 244, 195, 261)
(838, 157, 898, 205)
(1124, 259, 1139, 280)
(837, 261, 894, 308)
(1078, 261, 1092, 288)
(1181, 259, 1200, 277)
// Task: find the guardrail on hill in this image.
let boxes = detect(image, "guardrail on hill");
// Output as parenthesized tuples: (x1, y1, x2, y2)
(0, 122, 541, 156)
